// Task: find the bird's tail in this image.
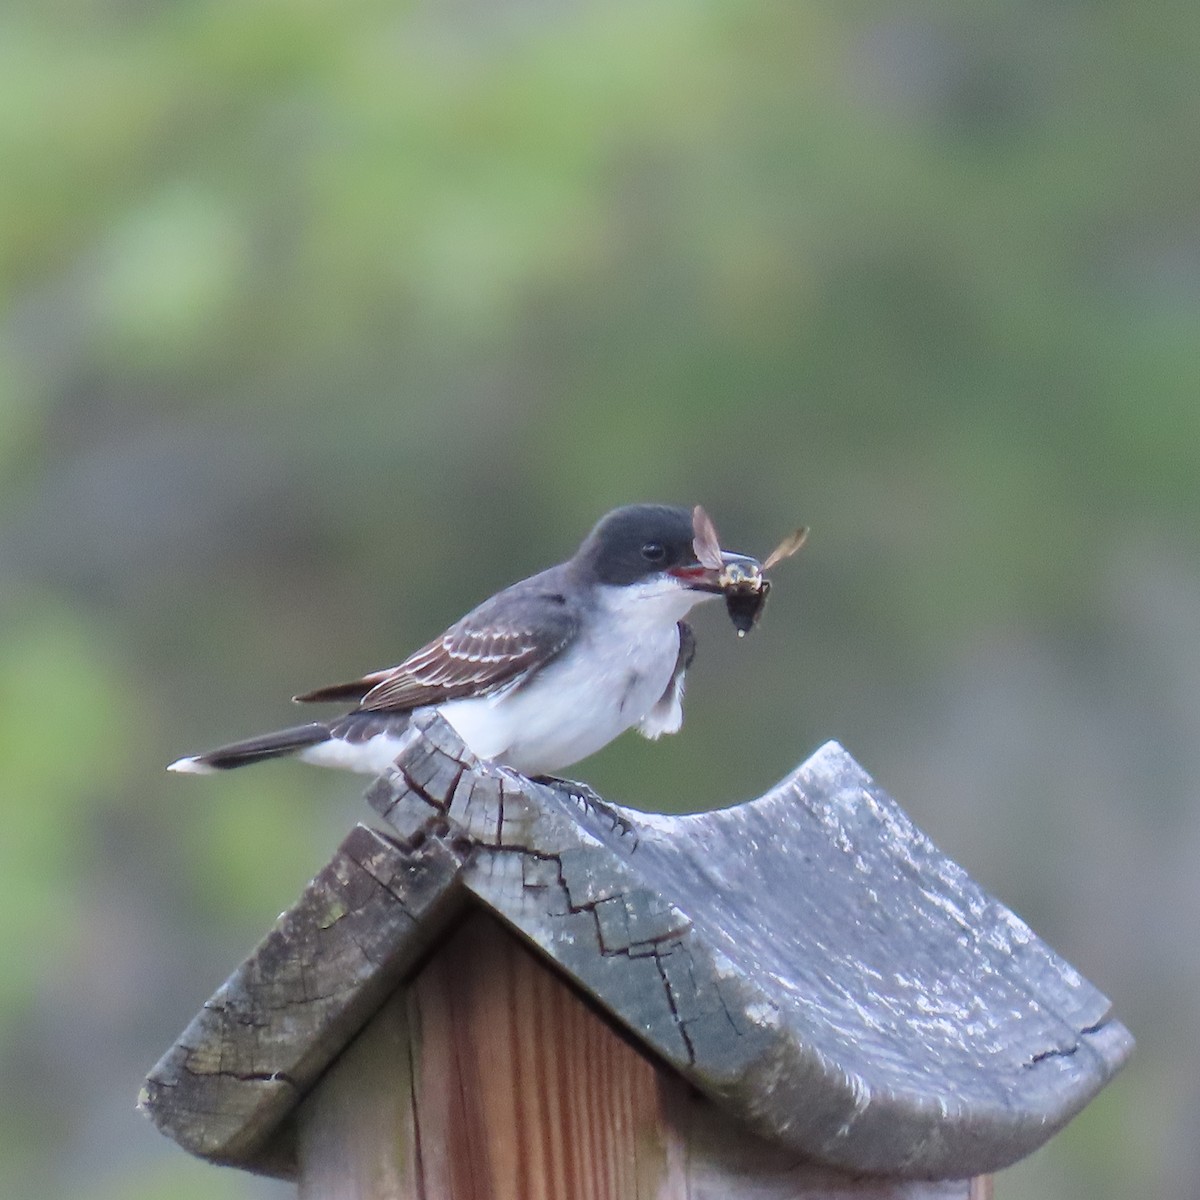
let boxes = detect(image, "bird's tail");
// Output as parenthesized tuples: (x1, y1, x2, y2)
(168, 723, 331, 774)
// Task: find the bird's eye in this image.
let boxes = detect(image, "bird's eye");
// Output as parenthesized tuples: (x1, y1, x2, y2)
(641, 541, 667, 563)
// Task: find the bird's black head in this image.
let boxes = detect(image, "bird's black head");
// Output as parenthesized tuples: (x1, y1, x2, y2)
(574, 504, 707, 587)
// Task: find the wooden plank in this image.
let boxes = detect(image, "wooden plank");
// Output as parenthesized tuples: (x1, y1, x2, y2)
(140, 824, 465, 1173)
(296, 982, 420, 1200)
(419, 910, 670, 1200)
(296, 910, 980, 1200)
(366, 712, 1132, 1179)
(144, 710, 1128, 1185)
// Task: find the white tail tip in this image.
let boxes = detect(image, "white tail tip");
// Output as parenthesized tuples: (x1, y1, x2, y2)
(167, 756, 216, 776)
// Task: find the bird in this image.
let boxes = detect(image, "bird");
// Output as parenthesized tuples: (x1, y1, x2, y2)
(168, 504, 761, 783)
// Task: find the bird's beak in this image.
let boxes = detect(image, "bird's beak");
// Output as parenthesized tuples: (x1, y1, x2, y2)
(669, 551, 763, 593)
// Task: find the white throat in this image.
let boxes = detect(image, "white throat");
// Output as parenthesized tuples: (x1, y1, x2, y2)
(594, 574, 716, 625)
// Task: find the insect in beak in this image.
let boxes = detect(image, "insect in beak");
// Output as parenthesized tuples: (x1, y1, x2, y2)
(691, 506, 808, 636)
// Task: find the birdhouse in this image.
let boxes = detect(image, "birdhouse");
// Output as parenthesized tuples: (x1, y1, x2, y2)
(141, 712, 1132, 1198)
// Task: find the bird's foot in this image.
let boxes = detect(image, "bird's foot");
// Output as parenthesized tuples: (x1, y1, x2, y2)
(533, 775, 638, 844)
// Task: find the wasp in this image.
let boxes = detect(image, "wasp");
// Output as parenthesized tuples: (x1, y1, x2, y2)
(692, 506, 808, 636)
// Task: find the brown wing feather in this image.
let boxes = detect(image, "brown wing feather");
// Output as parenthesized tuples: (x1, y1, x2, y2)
(296, 568, 580, 714)
(294, 670, 394, 705)
(354, 625, 552, 711)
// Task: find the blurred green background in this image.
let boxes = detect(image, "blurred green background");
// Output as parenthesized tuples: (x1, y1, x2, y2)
(2, 0, 1197, 1196)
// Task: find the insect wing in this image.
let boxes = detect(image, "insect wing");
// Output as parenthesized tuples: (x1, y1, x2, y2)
(762, 526, 808, 571)
(691, 505, 724, 569)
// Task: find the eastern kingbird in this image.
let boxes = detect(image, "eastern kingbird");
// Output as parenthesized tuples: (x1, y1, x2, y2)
(168, 504, 761, 780)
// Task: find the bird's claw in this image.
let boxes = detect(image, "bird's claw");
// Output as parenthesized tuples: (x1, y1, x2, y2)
(533, 775, 638, 844)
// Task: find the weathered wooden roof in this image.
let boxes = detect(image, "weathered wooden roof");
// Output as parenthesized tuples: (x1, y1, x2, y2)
(141, 712, 1132, 1180)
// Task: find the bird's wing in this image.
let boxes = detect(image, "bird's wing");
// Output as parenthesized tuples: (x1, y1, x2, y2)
(637, 621, 695, 740)
(295, 573, 581, 713)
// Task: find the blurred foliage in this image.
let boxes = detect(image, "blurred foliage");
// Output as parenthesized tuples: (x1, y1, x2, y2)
(1, 0, 1198, 1196)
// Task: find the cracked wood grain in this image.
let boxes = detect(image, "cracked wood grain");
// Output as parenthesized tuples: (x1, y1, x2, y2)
(367, 712, 1132, 1179)
(140, 824, 466, 1172)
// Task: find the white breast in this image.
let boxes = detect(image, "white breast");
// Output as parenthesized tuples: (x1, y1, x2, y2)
(438, 578, 708, 775)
